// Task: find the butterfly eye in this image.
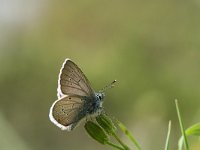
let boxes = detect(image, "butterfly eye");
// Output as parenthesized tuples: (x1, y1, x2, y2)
(97, 95, 101, 100)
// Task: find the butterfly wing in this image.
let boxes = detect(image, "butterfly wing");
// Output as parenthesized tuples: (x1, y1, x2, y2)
(57, 59, 95, 99)
(49, 95, 87, 131)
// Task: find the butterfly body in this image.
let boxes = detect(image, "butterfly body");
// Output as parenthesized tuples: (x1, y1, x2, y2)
(86, 92, 105, 114)
(49, 59, 106, 131)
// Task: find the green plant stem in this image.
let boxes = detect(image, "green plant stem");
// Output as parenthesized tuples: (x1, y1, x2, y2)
(164, 120, 171, 150)
(175, 99, 189, 150)
(117, 121, 141, 150)
(107, 142, 125, 150)
(112, 132, 130, 150)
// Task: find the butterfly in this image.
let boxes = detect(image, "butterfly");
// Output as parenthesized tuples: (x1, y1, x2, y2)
(49, 58, 116, 131)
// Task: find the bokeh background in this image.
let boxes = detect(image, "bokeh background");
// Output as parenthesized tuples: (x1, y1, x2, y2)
(0, 0, 200, 150)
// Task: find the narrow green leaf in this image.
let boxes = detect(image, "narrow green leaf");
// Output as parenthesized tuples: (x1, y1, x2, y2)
(178, 122, 200, 150)
(84, 121, 109, 144)
(164, 121, 171, 150)
(96, 115, 130, 150)
(96, 114, 116, 135)
(175, 99, 189, 150)
(85, 121, 126, 150)
(185, 123, 200, 136)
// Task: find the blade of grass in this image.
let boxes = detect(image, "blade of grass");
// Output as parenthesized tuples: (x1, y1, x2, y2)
(116, 120, 141, 150)
(175, 99, 189, 150)
(164, 120, 171, 150)
(178, 136, 184, 150)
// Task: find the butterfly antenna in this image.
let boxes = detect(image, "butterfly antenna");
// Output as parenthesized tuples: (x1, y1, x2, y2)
(100, 80, 117, 92)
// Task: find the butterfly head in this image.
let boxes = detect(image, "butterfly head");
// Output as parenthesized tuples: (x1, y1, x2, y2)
(96, 92, 105, 100)
(95, 92, 105, 107)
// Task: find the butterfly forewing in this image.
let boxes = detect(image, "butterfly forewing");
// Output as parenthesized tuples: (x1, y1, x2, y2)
(60, 80, 88, 97)
(50, 95, 85, 130)
(57, 59, 94, 98)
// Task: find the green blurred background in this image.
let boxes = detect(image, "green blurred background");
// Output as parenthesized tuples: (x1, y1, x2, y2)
(0, 0, 200, 150)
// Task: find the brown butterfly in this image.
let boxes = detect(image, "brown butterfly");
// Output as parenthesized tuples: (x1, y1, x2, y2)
(49, 59, 116, 131)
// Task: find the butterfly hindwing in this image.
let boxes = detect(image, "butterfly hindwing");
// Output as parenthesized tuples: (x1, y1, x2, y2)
(49, 95, 86, 131)
(57, 59, 94, 98)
